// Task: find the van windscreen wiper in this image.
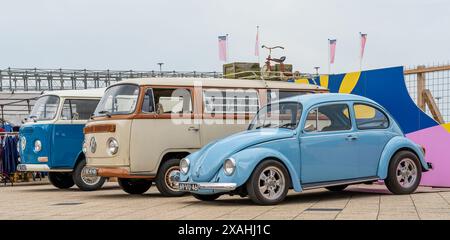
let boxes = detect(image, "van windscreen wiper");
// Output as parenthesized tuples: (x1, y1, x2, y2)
(98, 110, 112, 118)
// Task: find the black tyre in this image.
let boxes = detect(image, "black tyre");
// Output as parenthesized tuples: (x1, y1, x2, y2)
(192, 193, 221, 201)
(326, 185, 348, 192)
(246, 160, 290, 205)
(48, 172, 74, 189)
(118, 178, 152, 194)
(155, 158, 186, 197)
(73, 158, 106, 191)
(385, 150, 422, 194)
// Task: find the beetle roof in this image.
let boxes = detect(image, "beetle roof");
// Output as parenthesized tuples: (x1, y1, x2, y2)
(280, 93, 379, 109)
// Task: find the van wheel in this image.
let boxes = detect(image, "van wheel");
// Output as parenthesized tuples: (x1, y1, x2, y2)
(326, 185, 348, 192)
(156, 158, 186, 197)
(73, 158, 106, 191)
(192, 193, 221, 201)
(246, 160, 289, 205)
(49, 172, 74, 189)
(385, 150, 422, 194)
(118, 178, 152, 194)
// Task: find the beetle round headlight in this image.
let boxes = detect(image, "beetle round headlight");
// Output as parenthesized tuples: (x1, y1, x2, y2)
(180, 158, 190, 174)
(20, 136, 26, 151)
(223, 158, 236, 176)
(89, 137, 97, 153)
(107, 138, 119, 155)
(34, 140, 42, 152)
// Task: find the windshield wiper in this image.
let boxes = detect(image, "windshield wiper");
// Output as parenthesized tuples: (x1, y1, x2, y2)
(98, 110, 112, 118)
(28, 115, 38, 122)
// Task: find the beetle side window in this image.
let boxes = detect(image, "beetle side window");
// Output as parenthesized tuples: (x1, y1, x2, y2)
(304, 104, 351, 132)
(354, 103, 389, 130)
(61, 99, 100, 120)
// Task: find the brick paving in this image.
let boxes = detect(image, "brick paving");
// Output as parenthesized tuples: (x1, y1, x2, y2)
(1, 181, 450, 220)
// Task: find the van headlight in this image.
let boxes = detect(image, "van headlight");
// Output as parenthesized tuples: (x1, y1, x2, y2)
(20, 136, 26, 151)
(34, 140, 42, 152)
(82, 140, 87, 154)
(223, 158, 236, 176)
(107, 138, 119, 155)
(90, 137, 97, 153)
(180, 158, 190, 174)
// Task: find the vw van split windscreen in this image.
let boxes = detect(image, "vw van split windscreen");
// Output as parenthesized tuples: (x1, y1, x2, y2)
(84, 78, 327, 196)
(17, 88, 107, 191)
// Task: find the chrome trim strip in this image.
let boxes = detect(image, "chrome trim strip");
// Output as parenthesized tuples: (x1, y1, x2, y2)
(16, 164, 72, 172)
(302, 177, 379, 190)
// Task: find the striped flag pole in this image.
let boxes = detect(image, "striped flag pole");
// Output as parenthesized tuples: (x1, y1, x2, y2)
(328, 39, 337, 74)
(255, 26, 260, 64)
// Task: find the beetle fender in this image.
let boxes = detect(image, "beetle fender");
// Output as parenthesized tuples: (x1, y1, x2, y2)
(225, 147, 302, 192)
(377, 136, 428, 179)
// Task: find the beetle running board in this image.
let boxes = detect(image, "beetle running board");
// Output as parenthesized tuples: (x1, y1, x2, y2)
(302, 176, 379, 190)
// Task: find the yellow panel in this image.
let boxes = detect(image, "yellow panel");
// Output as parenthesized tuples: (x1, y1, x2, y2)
(441, 123, 450, 133)
(338, 71, 361, 94)
(319, 75, 329, 89)
(295, 78, 310, 84)
(354, 104, 376, 119)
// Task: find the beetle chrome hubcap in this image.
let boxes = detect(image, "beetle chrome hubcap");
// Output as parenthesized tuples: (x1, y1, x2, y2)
(258, 166, 285, 200)
(81, 166, 101, 186)
(396, 158, 418, 188)
(165, 166, 180, 191)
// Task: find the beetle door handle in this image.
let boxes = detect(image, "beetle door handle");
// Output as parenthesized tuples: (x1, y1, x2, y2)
(188, 126, 199, 132)
(346, 135, 358, 141)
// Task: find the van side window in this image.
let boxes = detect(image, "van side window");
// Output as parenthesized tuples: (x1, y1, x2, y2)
(141, 88, 155, 113)
(61, 99, 100, 120)
(152, 88, 192, 114)
(354, 104, 389, 129)
(203, 89, 259, 114)
(304, 104, 351, 132)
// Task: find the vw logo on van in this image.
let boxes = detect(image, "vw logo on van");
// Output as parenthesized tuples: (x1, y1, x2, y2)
(89, 137, 97, 153)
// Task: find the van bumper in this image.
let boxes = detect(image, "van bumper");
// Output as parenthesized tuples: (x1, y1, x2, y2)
(16, 164, 72, 172)
(84, 167, 154, 179)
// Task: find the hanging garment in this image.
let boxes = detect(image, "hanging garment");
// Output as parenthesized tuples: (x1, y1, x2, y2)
(3, 136, 18, 174)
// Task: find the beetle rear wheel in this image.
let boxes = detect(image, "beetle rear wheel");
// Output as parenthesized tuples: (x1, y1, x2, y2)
(246, 160, 289, 205)
(385, 150, 422, 194)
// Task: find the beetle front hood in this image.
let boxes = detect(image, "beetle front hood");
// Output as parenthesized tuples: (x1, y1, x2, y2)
(189, 128, 295, 182)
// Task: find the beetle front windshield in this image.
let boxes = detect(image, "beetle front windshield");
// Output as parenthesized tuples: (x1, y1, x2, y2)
(93, 84, 140, 116)
(28, 95, 60, 121)
(248, 102, 302, 130)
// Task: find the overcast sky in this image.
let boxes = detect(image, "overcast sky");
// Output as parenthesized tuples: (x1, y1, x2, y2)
(1, 0, 449, 74)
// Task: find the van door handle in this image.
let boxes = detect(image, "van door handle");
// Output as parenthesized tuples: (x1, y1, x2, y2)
(346, 135, 358, 141)
(188, 126, 199, 132)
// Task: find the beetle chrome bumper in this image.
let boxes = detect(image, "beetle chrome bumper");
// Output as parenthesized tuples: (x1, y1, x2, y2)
(16, 164, 72, 172)
(178, 182, 237, 191)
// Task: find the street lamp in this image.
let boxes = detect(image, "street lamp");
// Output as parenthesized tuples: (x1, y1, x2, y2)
(157, 63, 164, 74)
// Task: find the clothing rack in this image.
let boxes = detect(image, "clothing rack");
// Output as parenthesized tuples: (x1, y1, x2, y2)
(0, 132, 19, 186)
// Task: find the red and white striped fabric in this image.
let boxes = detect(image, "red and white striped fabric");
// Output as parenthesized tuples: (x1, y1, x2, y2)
(329, 39, 337, 64)
(360, 33, 367, 59)
(218, 35, 227, 62)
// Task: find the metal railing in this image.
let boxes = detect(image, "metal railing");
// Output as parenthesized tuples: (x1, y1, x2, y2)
(404, 64, 450, 123)
(0, 68, 223, 92)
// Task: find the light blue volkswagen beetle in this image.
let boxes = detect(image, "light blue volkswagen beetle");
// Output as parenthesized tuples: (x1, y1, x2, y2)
(178, 93, 431, 205)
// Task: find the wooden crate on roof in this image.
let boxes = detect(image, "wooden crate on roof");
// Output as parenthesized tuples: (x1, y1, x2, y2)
(223, 62, 261, 79)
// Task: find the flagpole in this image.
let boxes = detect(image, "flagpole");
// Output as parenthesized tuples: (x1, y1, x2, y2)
(256, 26, 260, 65)
(226, 33, 229, 62)
(328, 39, 331, 75)
(359, 32, 362, 71)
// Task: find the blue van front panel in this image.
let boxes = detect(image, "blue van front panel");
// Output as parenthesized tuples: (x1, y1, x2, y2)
(19, 124, 53, 166)
(51, 124, 85, 168)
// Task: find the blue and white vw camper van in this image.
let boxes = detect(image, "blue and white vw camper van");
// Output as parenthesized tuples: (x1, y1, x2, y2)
(17, 88, 106, 191)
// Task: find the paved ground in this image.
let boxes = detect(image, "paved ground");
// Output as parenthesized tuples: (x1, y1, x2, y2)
(1, 181, 450, 220)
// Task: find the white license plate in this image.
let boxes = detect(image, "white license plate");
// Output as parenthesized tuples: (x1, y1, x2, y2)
(179, 183, 199, 191)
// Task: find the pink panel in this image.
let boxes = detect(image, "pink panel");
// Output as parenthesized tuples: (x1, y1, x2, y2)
(406, 125, 450, 187)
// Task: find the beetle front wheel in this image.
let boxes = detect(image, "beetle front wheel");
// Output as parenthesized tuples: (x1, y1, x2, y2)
(385, 150, 422, 194)
(246, 160, 289, 205)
